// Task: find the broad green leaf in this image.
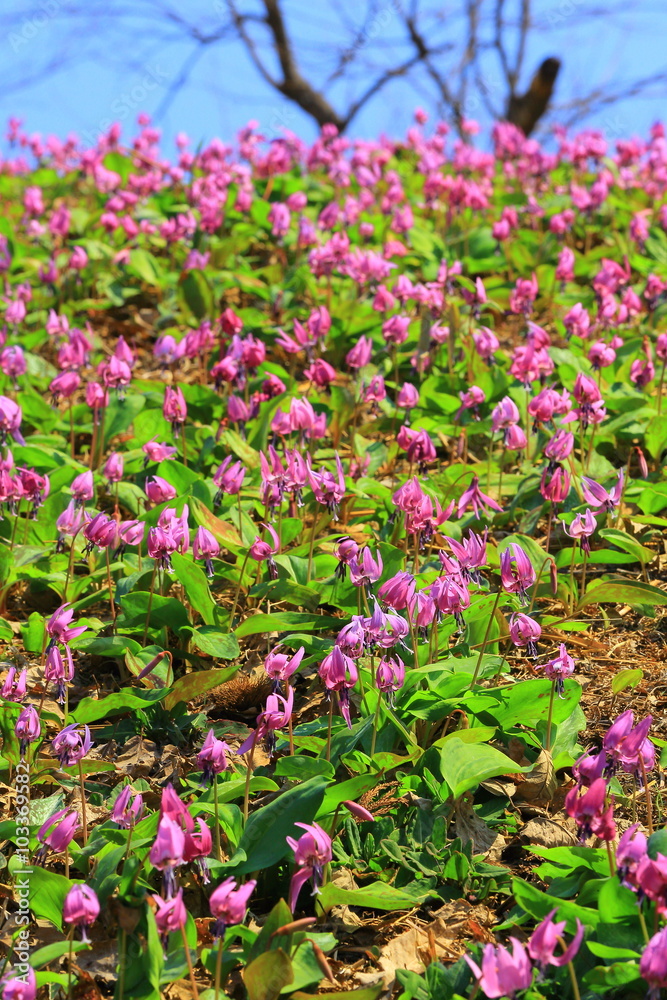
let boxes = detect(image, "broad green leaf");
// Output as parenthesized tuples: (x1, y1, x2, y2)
(440, 738, 528, 798)
(578, 578, 667, 611)
(243, 949, 293, 1000)
(318, 879, 435, 912)
(164, 664, 238, 710)
(70, 689, 166, 724)
(235, 612, 341, 638)
(171, 552, 217, 625)
(229, 776, 329, 875)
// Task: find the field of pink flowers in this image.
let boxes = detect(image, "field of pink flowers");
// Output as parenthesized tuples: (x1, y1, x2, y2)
(0, 111, 667, 999)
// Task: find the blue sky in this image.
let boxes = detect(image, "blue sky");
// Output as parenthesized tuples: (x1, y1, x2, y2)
(2, 0, 666, 152)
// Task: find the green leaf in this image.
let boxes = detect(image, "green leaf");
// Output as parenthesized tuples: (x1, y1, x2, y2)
(274, 758, 335, 781)
(171, 552, 217, 626)
(235, 612, 341, 638)
(582, 962, 641, 990)
(587, 942, 641, 959)
(70, 689, 166, 724)
(118, 592, 192, 632)
(440, 738, 527, 799)
(187, 626, 240, 659)
(512, 877, 599, 932)
(578, 578, 667, 611)
(318, 879, 435, 912)
(611, 668, 643, 695)
(230, 776, 329, 875)
(31, 941, 89, 968)
(598, 528, 653, 565)
(22, 865, 70, 929)
(179, 270, 213, 320)
(164, 665, 238, 710)
(243, 949, 294, 1000)
(128, 249, 163, 286)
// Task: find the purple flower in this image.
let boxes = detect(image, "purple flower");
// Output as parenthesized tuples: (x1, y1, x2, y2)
(286, 822, 332, 912)
(63, 884, 100, 942)
(528, 908, 584, 968)
(464, 938, 533, 998)
(51, 724, 93, 767)
(209, 877, 256, 936)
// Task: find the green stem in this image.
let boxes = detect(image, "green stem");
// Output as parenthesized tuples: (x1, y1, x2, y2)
(369, 692, 383, 758)
(213, 775, 221, 863)
(325, 696, 334, 764)
(242, 744, 255, 822)
(306, 515, 318, 584)
(229, 550, 251, 626)
(471, 589, 502, 685)
(214, 937, 224, 1000)
(142, 563, 158, 646)
(79, 761, 88, 845)
(180, 923, 199, 999)
(545, 679, 556, 752)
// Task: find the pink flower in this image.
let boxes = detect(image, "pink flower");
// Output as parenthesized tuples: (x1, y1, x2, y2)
(237, 686, 294, 756)
(153, 888, 187, 936)
(464, 938, 533, 998)
(318, 646, 358, 728)
(111, 786, 144, 828)
(145, 476, 178, 504)
(640, 926, 667, 993)
(51, 724, 93, 767)
(528, 909, 584, 968)
(264, 645, 305, 684)
(193, 526, 220, 577)
(249, 523, 280, 579)
(581, 470, 624, 512)
(509, 612, 541, 656)
(0, 967, 37, 1000)
(163, 385, 187, 431)
(499, 543, 536, 600)
(38, 807, 80, 854)
(15, 705, 40, 758)
(210, 877, 256, 935)
(286, 822, 333, 911)
(457, 476, 503, 519)
(537, 642, 575, 694)
(63, 884, 100, 942)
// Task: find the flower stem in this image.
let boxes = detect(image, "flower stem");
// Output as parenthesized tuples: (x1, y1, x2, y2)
(472, 589, 502, 685)
(545, 679, 556, 752)
(640, 756, 654, 836)
(306, 515, 318, 584)
(566, 959, 582, 1000)
(179, 924, 199, 999)
(213, 775, 221, 863)
(325, 696, 334, 763)
(67, 928, 74, 1000)
(214, 938, 224, 1000)
(369, 692, 383, 758)
(78, 761, 88, 845)
(141, 566, 157, 646)
(242, 744, 255, 822)
(229, 551, 251, 626)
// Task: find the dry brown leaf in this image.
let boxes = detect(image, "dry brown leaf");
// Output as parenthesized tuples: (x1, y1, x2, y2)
(454, 793, 506, 861)
(519, 814, 578, 847)
(514, 750, 557, 804)
(375, 900, 495, 986)
(113, 735, 158, 778)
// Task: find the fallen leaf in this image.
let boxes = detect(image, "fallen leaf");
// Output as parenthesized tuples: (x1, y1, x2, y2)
(514, 750, 557, 804)
(454, 793, 506, 861)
